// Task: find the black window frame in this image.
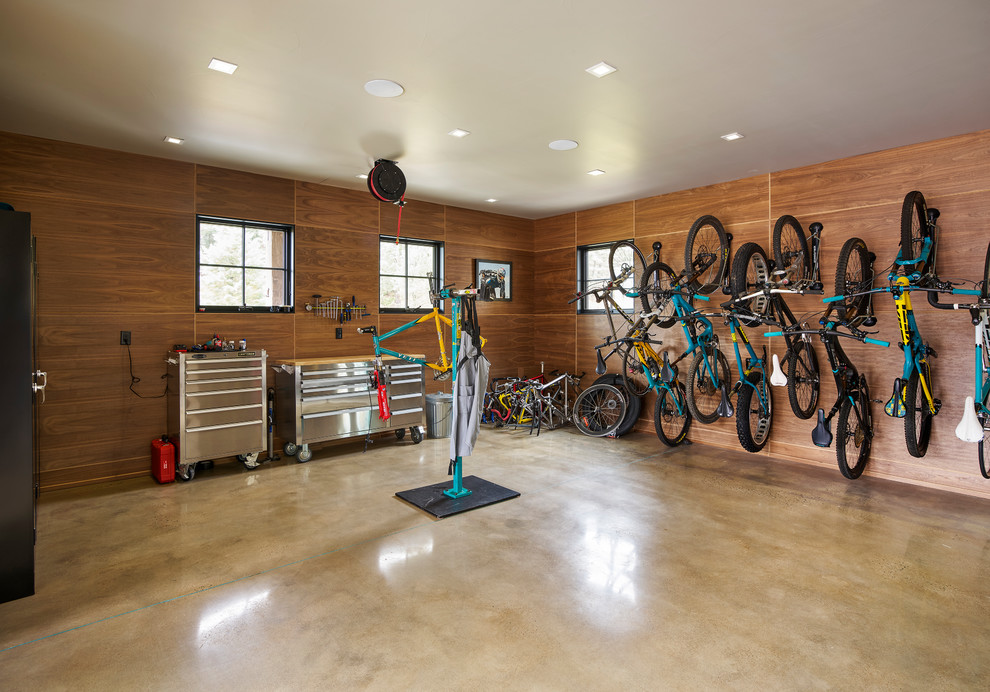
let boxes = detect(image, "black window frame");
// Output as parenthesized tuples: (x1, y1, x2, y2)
(196, 215, 295, 313)
(576, 240, 637, 314)
(379, 235, 445, 314)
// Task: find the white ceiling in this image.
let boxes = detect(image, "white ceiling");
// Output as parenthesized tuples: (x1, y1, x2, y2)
(1, 0, 989, 219)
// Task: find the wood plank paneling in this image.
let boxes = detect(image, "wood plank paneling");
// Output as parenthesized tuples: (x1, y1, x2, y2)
(635, 176, 769, 237)
(445, 241, 534, 316)
(535, 213, 575, 250)
(576, 201, 635, 246)
(534, 248, 576, 312)
(381, 198, 444, 240)
(295, 181, 379, 233)
(531, 315, 576, 377)
(445, 206, 533, 251)
(0, 132, 194, 212)
(771, 130, 990, 218)
(194, 314, 296, 365)
(196, 166, 295, 223)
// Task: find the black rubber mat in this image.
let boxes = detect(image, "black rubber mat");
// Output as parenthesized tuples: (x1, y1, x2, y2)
(395, 475, 520, 518)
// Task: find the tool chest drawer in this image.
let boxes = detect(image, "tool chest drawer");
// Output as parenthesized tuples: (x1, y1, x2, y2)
(275, 355, 426, 455)
(167, 350, 267, 465)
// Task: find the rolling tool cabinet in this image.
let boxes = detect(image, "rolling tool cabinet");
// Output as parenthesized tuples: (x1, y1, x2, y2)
(274, 356, 426, 462)
(166, 350, 267, 480)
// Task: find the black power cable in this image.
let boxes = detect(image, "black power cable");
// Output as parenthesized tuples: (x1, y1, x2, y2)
(126, 343, 168, 398)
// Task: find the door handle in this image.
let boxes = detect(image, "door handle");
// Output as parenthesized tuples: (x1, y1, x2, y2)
(32, 370, 47, 404)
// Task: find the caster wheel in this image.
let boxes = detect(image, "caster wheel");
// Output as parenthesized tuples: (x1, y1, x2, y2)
(410, 426, 423, 444)
(238, 452, 261, 469)
(297, 448, 313, 463)
(283, 442, 298, 457)
(176, 463, 195, 481)
(395, 428, 406, 441)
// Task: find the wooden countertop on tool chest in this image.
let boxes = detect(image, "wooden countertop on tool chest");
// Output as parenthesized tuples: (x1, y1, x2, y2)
(273, 355, 425, 366)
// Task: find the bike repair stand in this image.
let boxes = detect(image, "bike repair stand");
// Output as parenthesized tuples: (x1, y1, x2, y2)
(395, 288, 519, 518)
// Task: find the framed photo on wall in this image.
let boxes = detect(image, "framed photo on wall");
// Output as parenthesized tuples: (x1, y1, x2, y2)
(475, 259, 512, 301)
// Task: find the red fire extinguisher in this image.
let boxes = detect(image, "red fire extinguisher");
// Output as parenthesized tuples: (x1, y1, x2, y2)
(151, 435, 175, 484)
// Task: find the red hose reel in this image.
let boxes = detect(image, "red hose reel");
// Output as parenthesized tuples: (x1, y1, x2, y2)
(367, 159, 407, 240)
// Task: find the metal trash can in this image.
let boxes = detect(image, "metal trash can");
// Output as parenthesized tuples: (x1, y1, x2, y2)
(425, 392, 453, 438)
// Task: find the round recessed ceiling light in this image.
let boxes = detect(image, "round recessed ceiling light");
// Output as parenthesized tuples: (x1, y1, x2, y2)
(549, 139, 579, 151)
(364, 79, 404, 98)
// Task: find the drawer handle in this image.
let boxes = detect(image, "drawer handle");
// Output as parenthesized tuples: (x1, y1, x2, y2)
(186, 420, 262, 433)
(186, 387, 263, 397)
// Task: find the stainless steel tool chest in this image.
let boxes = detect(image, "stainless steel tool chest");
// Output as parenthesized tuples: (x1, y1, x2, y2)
(166, 350, 267, 474)
(274, 355, 426, 461)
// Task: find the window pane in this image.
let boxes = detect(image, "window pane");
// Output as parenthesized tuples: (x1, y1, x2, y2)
(407, 244, 435, 277)
(380, 240, 405, 274)
(586, 247, 611, 282)
(200, 266, 243, 306)
(408, 278, 433, 309)
(245, 228, 285, 268)
(200, 223, 243, 265)
(380, 275, 406, 310)
(245, 268, 280, 307)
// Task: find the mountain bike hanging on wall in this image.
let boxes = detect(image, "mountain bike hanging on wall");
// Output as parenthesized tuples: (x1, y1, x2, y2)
(767, 236, 888, 478)
(729, 219, 824, 420)
(926, 241, 990, 476)
(825, 190, 966, 457)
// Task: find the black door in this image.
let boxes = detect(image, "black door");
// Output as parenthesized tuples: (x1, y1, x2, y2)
(0, 210, 35, 603)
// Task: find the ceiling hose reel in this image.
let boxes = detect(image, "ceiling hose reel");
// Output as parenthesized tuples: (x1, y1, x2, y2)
(367, 158, 407, 241)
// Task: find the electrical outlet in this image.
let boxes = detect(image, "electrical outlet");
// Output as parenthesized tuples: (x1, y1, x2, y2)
(120, 331, 131, 345)
(335, 327, 343, 339)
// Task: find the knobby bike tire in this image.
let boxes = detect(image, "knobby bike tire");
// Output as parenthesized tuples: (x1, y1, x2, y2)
(685, 346, 731, 425)
(899, 190, 928, 274)
(654, 382, 691, 446)
(904, 367, 934, 458)
(772, 215, 810, 284)
(639, 261, 679, 328)
(836, 391, 871, 479)
(729, 242, 771, 316)
(608, 240, 648, 298)
(835, 237, 873, 323)
(593, 374, 641, 436)
(572, 383, 627, 437)
(978, 412, 990, 479)
(736, 371, 773, 453)
(684, 215, 729, 295)
(982, 240, 990, 301)
(786, 341, 819, 420)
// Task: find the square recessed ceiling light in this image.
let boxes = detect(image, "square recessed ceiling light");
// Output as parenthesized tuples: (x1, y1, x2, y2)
(163, 136, 184, 145)
(486, 198, 497, 203)
(587, 169, 606, 176)
(448, 128, 471, 138)
(720, 132, 745, 141)
(208, 58, 238, 74)
(585, 61, 617, 78)
(356, 174, 368, 179)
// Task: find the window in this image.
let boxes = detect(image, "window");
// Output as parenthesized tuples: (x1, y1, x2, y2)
(196, 215, 294, 312)
(577, 241, 636, 313)
(379, 236, 444, 312)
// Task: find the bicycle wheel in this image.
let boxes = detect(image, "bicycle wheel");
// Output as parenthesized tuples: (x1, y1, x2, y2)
(654, 382, 691, 446)
(904, 366, 934, 457)
(978, 411, 990, 479)
(685, 345, 731, 424)
(684, 215, 728, 295)
(899, 190, 928, 274)
(834, 237, 872, 323)
(729, 242, 771, 316)
(608, 240, 647, 298)
(772, 215, 810, 284)
(639, 261, 679, 328)
(622, 343, 656, 398)
(736, 372, 773, 453)
(593, 374, 641, 437)
(572, 383, 627, 437)
(836, 390, 871, 479)
(786, 341, 819, 419)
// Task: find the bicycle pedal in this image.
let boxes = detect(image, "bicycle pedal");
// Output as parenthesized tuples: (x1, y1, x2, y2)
(926, 346, 939, 358)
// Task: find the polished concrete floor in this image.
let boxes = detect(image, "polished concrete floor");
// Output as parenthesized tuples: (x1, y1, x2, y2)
(2, 427, 989, 690)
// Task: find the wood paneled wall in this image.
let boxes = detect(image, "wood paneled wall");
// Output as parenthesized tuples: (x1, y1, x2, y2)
(4, 127, 989, 496)
(535, 128, 990, 499)
(0, 132, 535, 490)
